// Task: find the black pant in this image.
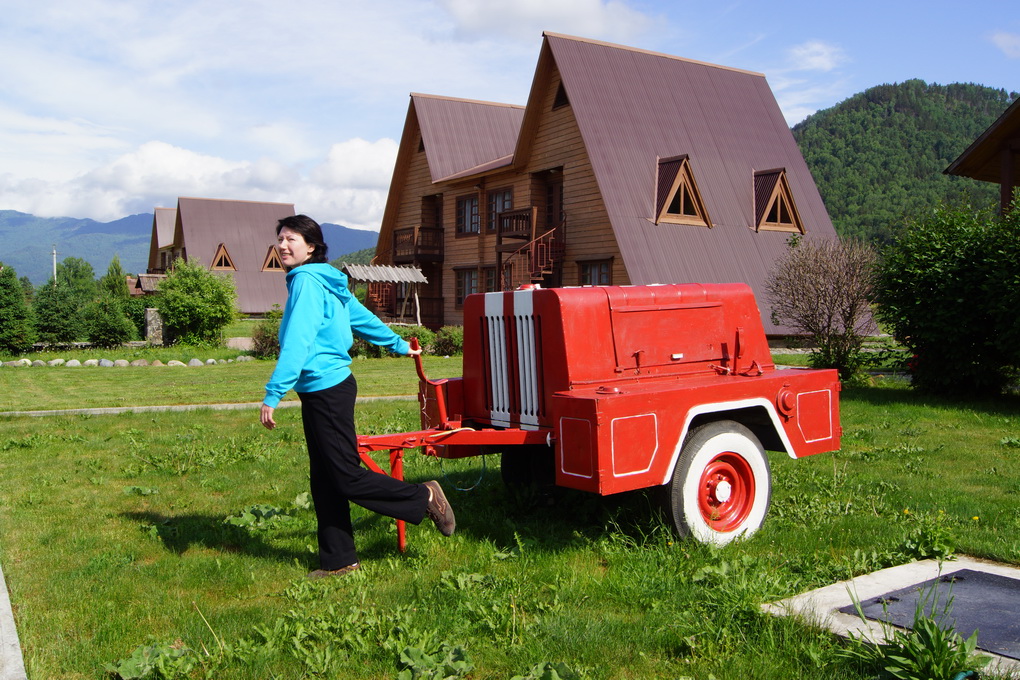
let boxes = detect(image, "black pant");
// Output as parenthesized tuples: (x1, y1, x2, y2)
(299, 374, 430, 570)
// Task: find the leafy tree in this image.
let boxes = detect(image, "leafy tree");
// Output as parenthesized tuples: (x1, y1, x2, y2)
(875, 202, 1020, 396)
(766, 237, 877, 379)
(56, 256, 97, 305)
(99, 255, 130, 299)
(33, 281, 84, 343)
(83, 297, 136, 348)
(156, 258, 238, 345)
(122, 296, 149, 339)
(0, 262, 36, 354)
(18, 276, 34, 304)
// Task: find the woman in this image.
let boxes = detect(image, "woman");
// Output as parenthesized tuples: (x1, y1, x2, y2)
(260, 214, 454, 579)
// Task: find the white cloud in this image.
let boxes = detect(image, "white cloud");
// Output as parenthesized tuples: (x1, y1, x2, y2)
(786, 40, 846, 72)
(311, 139, 399, 190)
(0, 138, 395, 229)
(990, 31, 1020, 58)
(438, 0, 652, 42)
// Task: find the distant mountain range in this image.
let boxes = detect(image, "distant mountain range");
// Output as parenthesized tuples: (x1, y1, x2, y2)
(0, 210, 381, 285)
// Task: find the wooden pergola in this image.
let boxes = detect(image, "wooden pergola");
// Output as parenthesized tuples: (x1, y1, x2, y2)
(341, 263, 429, 326)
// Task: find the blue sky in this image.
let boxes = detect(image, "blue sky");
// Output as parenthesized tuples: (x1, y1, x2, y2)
(0, 0, 1016, 229)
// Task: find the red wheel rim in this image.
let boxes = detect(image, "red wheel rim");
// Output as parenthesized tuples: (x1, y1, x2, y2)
(697, 452, 755, 532)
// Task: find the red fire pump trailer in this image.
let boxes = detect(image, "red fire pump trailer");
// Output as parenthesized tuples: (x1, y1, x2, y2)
(357, 282, 841, 549)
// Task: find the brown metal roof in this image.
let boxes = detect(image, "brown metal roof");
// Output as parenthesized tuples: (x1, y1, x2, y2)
(147, 207, 177, 270)
(172, 197, 295, 314)
(412, 94, 524, 182)
(529, 33, 840, 333)
(945, 96, 1020, 183)
(342, 263, 428, 284)
(134, 273, 165, 293)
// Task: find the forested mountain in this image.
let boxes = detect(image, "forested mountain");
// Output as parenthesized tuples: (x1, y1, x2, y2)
(793, 80, 1017, 243)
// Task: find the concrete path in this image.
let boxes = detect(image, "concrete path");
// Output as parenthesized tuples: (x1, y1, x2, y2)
(0, 394, 414, 419)
(0, 560, 26, 680)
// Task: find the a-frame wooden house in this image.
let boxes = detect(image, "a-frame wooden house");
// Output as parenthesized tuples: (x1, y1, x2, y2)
(373, 32, 840, 333)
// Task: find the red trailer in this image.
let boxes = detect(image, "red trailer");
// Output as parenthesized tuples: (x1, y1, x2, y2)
(358, 283, 841, 548)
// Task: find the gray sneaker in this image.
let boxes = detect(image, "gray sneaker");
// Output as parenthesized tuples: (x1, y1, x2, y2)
(424, 480, 456, 536)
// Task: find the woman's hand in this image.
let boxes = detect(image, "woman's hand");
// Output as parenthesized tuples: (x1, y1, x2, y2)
(260, 403, 276, 430)
(407, 348, 423, 356)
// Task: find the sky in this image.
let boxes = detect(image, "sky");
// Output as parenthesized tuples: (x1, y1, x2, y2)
(0, 0, 1017, 231)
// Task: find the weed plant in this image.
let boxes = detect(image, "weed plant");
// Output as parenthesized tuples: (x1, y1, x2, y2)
(1, 380, 1019, 678)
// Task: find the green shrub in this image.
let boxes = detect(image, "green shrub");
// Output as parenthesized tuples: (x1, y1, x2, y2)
(350, 324, 435, 358)
(84, 297, 137, 348)
(432, 326, 464, 356)
(391, 325, 436, 353)
(0, 262, 36, 354)
(156, 258, 238, 346)
(875, 202, 1020, 396)
(251, 306, 282, 359)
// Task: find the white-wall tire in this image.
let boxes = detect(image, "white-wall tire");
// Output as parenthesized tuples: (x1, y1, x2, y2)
(667, 420, 771, 546)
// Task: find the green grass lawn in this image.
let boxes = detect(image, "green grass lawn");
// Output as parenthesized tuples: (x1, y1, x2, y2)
(0, 355, 461, 412)
(1, 365, 1019, 678)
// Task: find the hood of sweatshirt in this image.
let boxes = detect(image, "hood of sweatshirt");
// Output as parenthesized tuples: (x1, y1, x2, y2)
(286, 262, 353, 305)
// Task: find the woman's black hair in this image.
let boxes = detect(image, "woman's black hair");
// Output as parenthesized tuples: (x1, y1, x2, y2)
(276, 214, 329, 264)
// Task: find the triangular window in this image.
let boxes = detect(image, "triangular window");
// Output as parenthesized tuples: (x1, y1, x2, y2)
(262, 246, 285, 272)
(552, 82, 570, 110)
(754, 169, 804, 233)
(656, 155, 710, 227)
(211, 243, 236, 271)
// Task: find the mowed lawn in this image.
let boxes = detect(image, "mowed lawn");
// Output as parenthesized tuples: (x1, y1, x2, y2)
(1, 358, 1019, 678)
(0, 354, 461, 412)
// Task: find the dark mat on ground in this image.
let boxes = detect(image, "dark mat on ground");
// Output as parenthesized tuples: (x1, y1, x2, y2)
(839, 568, 1020, 659)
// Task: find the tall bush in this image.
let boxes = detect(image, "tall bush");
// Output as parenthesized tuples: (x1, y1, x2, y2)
(875, 203, 1020, 396)
(0, 263, 36, 354)
(84, 297, 137, 348)
(766, 236, 877, 380)
(33, 281, 84, 344)
(432, 326, 465, 356)
(251, 305, 283, 359)
(156, 258, 238, 345)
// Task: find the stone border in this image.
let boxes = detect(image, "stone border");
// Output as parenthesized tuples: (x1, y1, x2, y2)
(1, 356, 255, 368)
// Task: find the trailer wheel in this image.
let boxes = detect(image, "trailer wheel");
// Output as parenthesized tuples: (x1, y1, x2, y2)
(667, 420, 771, 546)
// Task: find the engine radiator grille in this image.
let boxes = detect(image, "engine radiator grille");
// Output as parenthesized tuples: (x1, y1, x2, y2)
(483, 290, 542, 429)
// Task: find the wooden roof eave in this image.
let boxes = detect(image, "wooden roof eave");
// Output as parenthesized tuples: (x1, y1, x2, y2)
(376, 98, 423, 262)
(945, 97, 1020, 182)
(433, 154, 515, 184)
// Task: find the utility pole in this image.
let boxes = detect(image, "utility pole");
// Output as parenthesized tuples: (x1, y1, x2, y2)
(52, 245, 57, 286)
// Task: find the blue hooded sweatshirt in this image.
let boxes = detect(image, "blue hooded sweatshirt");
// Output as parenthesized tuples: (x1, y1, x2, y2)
(263, 263, 409, 408)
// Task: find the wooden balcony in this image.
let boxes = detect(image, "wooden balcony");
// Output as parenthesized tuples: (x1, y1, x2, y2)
(393, 226, 443, 263)
(496, 206, 539, 243)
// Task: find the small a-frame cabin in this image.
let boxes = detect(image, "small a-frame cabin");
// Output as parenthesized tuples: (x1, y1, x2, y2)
(145, 197, 295, 315)
(373, 33, 840, 333)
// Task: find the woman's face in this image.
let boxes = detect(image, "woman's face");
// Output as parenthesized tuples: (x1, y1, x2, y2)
(277, 227, 315, 269)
